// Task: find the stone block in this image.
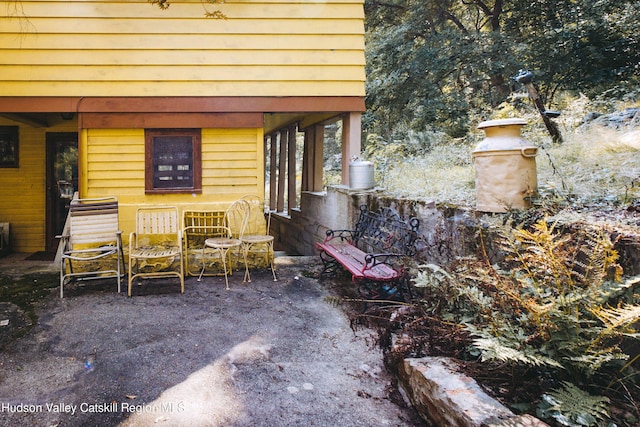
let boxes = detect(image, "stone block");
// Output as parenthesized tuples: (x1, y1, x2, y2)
(397, 357, 549, 427)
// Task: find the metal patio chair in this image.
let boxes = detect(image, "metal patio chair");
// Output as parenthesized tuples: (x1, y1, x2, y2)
(240, 195, 277, 282)
(58, 196, 124, 298)
(128, 206, 184, 296)
(197, 199, 249, 289)
(182, 209, 226, 276)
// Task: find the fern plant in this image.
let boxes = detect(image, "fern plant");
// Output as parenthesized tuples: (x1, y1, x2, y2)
(486, 218, 636, 375)
(536, 382, 610, 427)
(411, 217, 640, 425)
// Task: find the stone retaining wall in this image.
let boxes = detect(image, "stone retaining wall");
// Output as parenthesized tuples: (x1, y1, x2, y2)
(271, 185, 640, 273)
(271, 185, 477, 264)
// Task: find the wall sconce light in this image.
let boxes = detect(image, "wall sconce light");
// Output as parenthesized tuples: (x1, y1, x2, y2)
(60, 112, 75, 120)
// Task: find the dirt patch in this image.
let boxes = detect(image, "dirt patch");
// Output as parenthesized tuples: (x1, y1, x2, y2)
(0, 256, 424, 426)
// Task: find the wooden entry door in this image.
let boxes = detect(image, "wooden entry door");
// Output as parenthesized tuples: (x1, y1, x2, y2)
(46, 133, 78, 252)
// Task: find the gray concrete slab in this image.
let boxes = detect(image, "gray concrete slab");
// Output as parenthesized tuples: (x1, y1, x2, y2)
(0, 255, 423, 426)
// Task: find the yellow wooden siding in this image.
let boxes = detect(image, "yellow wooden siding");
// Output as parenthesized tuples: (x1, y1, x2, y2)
(83, 128, 264, 240)
(0, 118, 76, 252)
(0, 0, 366, 97)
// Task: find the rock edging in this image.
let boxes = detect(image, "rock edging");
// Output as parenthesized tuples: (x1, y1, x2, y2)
(395, 356, 549, 427)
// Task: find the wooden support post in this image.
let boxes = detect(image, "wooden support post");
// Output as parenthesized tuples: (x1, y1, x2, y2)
(263, 133, 268, 200)
(301, 127, 312, 192)
(269, 133, 277, 211)
(301, 125, 324, 193)
(313, 124, 324, 192)
(277, 128, 287, 213)
(341, 112, 362, 186)
(287, 124, 297, 212)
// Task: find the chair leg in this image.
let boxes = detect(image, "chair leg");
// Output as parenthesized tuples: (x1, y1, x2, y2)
(116, 252, 121, 294)
(199, 248, 231, 290)
(242, 242, 277, 283)
(197, 244, 209, 282)
(197, 257, 206, 282)
(242, 243, 251, 283)
(60, 258, 66, 298)
(179, 255, 185, 293)
(221, 249, 230, 290)
(268, 242, 277, 282)
(128, 257, 135, 297)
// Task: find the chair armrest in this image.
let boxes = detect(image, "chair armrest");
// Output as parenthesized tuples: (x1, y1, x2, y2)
(56, 233, 71, 252)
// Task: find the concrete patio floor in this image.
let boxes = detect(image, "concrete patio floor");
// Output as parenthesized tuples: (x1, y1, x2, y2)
(0, 253, 424, 426)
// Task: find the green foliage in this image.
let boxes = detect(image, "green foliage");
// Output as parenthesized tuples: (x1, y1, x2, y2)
(364, 0, 640, 138)
(468, 325, 564, 368)
(366, 94, 639, 209)
(411, 218, 640, 425)
(537, 382, 610, 427)
(505, 0, 640, 99)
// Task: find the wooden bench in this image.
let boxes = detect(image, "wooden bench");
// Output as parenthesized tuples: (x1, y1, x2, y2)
(316, 204, 420, 302)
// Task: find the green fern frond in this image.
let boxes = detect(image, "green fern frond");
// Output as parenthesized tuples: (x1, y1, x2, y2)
(570, 351, 629, 374)
(457, 285, 493, 308)
(471, 337, 563, 368)
(412, 263, 452, 288)
(537, 382, 610, 426)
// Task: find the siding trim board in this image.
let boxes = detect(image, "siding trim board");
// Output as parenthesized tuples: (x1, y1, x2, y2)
(81, 112, 264, 129)
(0, 96, 366, 113)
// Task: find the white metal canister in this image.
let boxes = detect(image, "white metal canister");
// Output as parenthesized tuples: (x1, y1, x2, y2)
(349, 159, 375, 190)
(472, 118, 538, 212)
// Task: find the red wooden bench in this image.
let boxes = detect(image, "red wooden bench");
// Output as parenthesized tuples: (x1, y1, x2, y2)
(316, 205, 420, 302)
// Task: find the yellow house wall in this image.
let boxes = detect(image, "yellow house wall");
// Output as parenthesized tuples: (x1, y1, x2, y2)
(0, 0, 365, 97)
(82, 128, 264, 242)
(0, 118, 77, 253)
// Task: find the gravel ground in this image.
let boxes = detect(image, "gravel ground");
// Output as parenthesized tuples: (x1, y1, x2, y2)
(0, 256, 423, 427)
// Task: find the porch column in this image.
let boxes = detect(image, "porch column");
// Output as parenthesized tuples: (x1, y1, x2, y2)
(277, 128, 287, 212)
(301, 126, 312, 192)
(287, 124, 297, 212)
(301, 124, 325, 193)
(269, 133, 277, 211)
(341, 112, 362, 186)
(313, 124, 325, 192)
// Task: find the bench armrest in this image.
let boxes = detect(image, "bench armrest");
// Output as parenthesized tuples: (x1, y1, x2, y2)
(363, 253, 405, 271)
(324, 228, 356, 243)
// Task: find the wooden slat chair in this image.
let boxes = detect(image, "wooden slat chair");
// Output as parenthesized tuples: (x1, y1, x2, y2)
(58, 196, 124, 298)
(182, 209, 226, 276)
(128, 206, 184, 296)
(240, 195, 277, 282)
